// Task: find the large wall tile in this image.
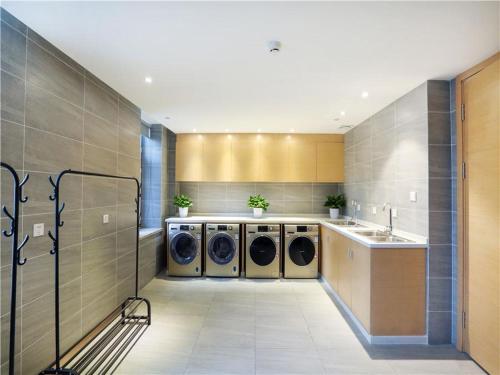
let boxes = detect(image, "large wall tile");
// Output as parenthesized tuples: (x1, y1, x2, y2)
(1, 120, 24, 169)
(27, 40, 84, 106)
(82, 233, 116, 274)
(0, 8, 27, 35)
(118, 154, 140, 178)
(118, 101, 140, 135)
(82, 259, 116, 306)
(83, 111, 118, 151)
(117, 204, 136, 231)
(428, 80, 451, 112)
(395, 82, 427, 125)
(24, 127, 83, 173)
(82, 206, 117, 241)
(21, 253, 53, 305)
(429, 145, 451, 178)
(119, 128, 140, 158)
(83, 143, 117, 175)
(60, 244, 82, 285)
(1, 21, 26, 78)
(83, 177, 117, 208)
(26, 83, 84, 141)
(117, 227, 136, 257)
(84, 77, 118, 123)
(82, 286, 117, 334)
(1, 70, 25, 123)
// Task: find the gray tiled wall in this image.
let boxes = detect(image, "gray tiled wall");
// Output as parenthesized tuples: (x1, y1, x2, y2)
(0, 8, 154, 374)
(177, 182, 342, 216)
(450, 80, 458, 345)
(343, 81, 453, 344)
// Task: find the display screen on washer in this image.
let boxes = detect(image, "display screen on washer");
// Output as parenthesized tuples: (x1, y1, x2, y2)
(208, 233, 236, 265)
(289, 237, 315, 266)
(297, 226, 307, 232)
(250, 236, 276, 266)
(257, 226, 269, 232)
(217, 225, 228, 231)
(170, 233, 197, 265)
(180, 225, 190, 231)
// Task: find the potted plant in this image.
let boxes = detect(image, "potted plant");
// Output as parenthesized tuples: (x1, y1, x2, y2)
(324, 194, 346, 219)
(174, 194, 193, 218)
(248, 194, 269, 218)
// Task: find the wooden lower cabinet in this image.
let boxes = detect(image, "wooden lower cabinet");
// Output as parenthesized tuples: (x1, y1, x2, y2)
(320, 225, 426, 336)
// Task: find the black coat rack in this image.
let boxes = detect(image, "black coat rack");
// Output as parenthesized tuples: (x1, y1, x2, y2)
(1, 162, 30, 375)
(40, 169, 151, 375)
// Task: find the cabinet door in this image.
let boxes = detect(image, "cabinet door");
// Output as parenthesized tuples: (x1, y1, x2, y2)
(203, 135, 231, 181)
(317, 142, 344, 182)
(259, 134, 288, 182)
(350, 241, 371, 331)
(287, 137, 317, 182)
(337, 235, 352, 307)
(176, 134, 203, 181)
(320, 226, 336, 289)
(231, 135, 259, 182)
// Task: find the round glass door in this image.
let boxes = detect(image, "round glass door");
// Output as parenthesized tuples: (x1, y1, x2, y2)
(250, 236, 276, 266)
(288, 236, 315, 266)
(208, 233, 236, 265)
(170, 233, 197, 265)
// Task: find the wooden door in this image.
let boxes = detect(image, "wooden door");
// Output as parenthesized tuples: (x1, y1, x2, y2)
(203, 134, 231, 181)
(287, 136, 317, 182)
(231, 135, 259, 181)
(259, 134, 288, 182)
(337, 236, 352, 307)
(350, 241, 371, 332)
(176, 134, 203, 181)
(317, 142, 344, 182)
(462, 55, 499, 375)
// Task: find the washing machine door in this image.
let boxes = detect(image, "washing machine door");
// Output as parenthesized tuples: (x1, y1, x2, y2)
(170, 232, 198, 265)
(250, 235, 276, 266)
(208, 233, 236, 265)
(288, 236, 315, 266)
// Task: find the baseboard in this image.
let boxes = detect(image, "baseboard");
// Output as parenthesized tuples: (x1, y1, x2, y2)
(319, 275, 428, 345)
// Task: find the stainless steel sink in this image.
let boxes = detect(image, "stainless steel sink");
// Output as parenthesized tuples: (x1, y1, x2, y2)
(328, 219, 366, 228)
(349, 229, 387, 236)
(367, 235, 414, 243)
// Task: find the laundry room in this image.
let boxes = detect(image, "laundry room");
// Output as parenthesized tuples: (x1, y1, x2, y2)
(0, 2, 499, 375)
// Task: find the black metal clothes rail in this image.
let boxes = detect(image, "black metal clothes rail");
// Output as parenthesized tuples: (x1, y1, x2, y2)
(0, 162, 30, 375)
(40, 169, 151, 375)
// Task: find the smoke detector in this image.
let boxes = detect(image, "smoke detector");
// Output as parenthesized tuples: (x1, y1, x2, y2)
(268, 41, 281, 53)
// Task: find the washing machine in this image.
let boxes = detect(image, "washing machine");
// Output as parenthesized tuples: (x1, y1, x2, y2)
(284, 224, 319, 278)
(205, 223, 240, 277)
(167, 223, 202, 277)
(245, 224, 281, 278)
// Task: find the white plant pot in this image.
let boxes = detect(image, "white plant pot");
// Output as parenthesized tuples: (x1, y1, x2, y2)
(329, 208, 340, 219)
(253, 208, 263, 218)
(179, 207, 189, 218)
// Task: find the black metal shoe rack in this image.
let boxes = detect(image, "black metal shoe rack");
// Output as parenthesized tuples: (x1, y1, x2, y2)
(40, 169, 151, 375)
(1, 162, 30, 375)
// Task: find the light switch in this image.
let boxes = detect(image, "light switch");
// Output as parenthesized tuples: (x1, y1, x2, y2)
(410, 191, 417, 202)
(103, 214, 109, 224)
(372, 206, 377, 215)
(392, 208, 398, 218)
(33, 223, 44, 237)
(356, 204, 361, 211)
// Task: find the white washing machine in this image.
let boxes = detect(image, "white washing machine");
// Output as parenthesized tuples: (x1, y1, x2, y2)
(284, 224, 319, 278)
(167, 223, 202, 277)
(205, 223, 240, 277)
(245, 224, 281, 278)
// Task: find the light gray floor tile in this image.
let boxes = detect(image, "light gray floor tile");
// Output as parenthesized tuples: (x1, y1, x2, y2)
(256, 347, 325, 374)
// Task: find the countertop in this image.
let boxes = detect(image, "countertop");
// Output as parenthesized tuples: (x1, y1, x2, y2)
(165, 215, 427, 249)
(139, 227, 163, 240)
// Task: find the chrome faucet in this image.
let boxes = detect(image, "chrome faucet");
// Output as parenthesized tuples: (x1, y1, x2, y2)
(382, 203, 392, 233)
(351, 200, 358, 223)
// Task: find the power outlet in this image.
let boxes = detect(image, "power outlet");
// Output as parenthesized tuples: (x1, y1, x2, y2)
(372, 206, 377, 215)
(33, 223, 44, 237)
(410, 191, 417, 202)
(103, 214, 110, 224)
(356, 204, 361, 211)
(392, 208, 398, 218)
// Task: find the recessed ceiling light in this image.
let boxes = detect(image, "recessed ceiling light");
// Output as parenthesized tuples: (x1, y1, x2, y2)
(339, 125, 353, 130)
(361, 91, 369, 98)
(144, 76, 153, 84)
(192, 128, 197, 133)
(268, 40, 281, 53)
(340, 111, 346, 117)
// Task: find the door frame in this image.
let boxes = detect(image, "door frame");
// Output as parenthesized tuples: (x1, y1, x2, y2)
(455, 52, 500, 351)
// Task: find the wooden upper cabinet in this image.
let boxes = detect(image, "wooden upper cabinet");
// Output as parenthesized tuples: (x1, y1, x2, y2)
(288, 136, 317, 182)
(176, 134, 204, 181)
(258, 134, 288, 182)
(231, 135, 259, 182)
(203, 135, 231, 181)
(317, 142, 344, 182)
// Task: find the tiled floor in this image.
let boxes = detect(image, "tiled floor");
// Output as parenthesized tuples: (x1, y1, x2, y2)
(115, 276, 484, 375)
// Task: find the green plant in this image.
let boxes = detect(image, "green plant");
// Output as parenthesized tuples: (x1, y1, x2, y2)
(247, 194, 270, 211)
(173, 194, 193, 208)
(324, 194, 346, 209)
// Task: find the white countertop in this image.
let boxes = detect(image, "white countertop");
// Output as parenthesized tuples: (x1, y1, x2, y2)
(139, 227, 163, 240)
(165, 216, 427, 249)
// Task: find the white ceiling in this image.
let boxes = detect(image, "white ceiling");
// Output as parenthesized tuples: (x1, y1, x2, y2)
(4, 1, 499, 133)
